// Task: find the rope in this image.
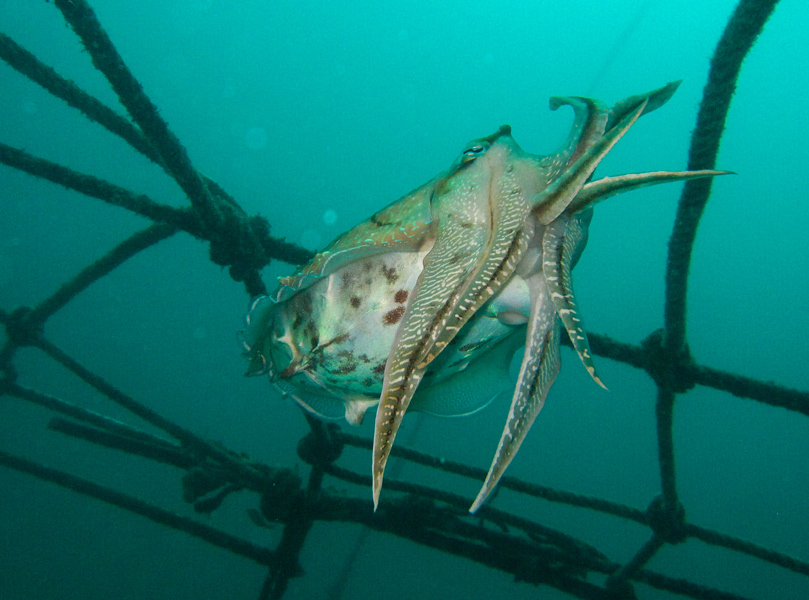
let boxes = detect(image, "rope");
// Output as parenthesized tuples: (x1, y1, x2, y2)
(664, 0, 781, 355)
(0, 1, 804, 599)
(0, 449, 277, 566)
(52, 0, 222, 233)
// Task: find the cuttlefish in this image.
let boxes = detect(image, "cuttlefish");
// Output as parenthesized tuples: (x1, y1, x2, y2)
(242, 81, 726, 512)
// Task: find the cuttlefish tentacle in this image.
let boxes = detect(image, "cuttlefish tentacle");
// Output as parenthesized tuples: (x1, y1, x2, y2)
(469, 276, 562, 513)
(372, 135, 533, 509)
(542, 212, 605, 388)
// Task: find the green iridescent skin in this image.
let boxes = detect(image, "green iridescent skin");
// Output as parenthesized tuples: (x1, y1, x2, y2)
(242, 82, 728, 512)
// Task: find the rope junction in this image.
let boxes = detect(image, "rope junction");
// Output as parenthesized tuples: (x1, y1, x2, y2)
(1, 0, 804, 598)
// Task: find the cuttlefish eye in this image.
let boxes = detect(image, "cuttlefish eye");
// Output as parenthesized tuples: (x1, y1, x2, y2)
(461, 141, 490, 164)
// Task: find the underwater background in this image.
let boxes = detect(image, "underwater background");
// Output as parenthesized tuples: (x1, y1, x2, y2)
(0, 0, 807, 598)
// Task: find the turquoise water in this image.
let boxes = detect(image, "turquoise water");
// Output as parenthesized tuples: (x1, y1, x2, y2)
(0, 1, 807, 598)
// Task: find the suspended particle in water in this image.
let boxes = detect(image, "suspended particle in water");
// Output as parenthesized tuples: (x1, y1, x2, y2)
(322, 209, 337, 226)
(245, 127, 268, 150)
(22, 100, 38, 115)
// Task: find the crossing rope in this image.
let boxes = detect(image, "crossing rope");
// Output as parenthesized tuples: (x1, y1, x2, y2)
(1, 1, 805, 599)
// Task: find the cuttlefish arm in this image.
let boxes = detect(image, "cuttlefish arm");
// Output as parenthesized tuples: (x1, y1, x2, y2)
(568, 169, 733, 213)
(533, 98, 648, 225)
(544, 169, 732, 384)
(469, 269, 562, 513)
(469, 175, 731, 513)
(543, 212, 606, 388)
(372, 128, 533, 509)
(371, 82, 730, 512)
(468, 107, 729, 514)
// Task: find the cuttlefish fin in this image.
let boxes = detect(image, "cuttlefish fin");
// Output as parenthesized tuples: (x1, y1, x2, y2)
(371, 174, 533, 510)
(567, 169, 733, 214)
(276, 182, 435, 301)
(409, 332, 524, 417)
(533, 98, 648, 225)
(272, 380, 345, 421)
(541, 213, 605, 389)
(470, 289, 561, 513)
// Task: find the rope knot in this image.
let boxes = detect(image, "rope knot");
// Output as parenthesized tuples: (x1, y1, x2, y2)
(641, 329, 696, 393)
(4, 306, 42, 347)
(207, 206, 270, 290)
(297, 423, 344, 468)
(646, 495, 687, 544)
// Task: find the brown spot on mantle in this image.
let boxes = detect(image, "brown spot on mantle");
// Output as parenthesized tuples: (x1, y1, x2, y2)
(381, 264, 398, 284)
(372, 362, 387, 375)
(383, 306, 405, 325)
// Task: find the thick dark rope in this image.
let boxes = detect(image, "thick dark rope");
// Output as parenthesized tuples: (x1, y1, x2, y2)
(691, 363, 809, 416)
(335, 431, 648, 525)
(48, 418, 198, 470)
(0, 449, 277, 565)
(0, 143, 202, 232)
(582, 333, 809, 416)
(650, 0, 782, 564)
(258, 414, 331, 600)
(634, 569, 754, 600)
(31, 335, 269, 490)
(29, 223, 178, 324)
(655, 386, 679, 507)
(664, 0, 780, 354)
(607, 534, 664, 589)
(261, 464, 325, 599)
(8, 383, 177, 449)
(52, 0, 222, 232)
(0, 31, 161, 166)
(686, 523, 809, 577)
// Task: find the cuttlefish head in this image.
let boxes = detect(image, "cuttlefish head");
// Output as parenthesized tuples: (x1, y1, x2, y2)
(438, 124, 550, 206)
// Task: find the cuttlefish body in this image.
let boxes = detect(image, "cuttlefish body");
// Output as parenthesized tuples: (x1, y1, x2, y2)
(242, 82, 726, 512)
